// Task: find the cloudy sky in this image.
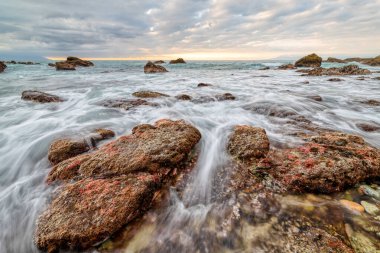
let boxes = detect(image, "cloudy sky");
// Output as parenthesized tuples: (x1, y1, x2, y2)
(0, 0, 379, 60)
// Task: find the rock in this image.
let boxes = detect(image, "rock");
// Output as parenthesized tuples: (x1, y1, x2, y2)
(259, 66, 270, 70)
(361, 99, 380, 106)
(47, 119, 201, 183)
(5, 60, 16, 64)
(48, 63, 56, 67)
(243, 102, 309, 122)
(325, 57, 346, 63)
(360, 201, 379, 215)
(21, 90, 63, 103)
(66, 56, 94, 67)
(362, 55, 380, 66)
(263, 132, 380, 193)
(358, 185, 380, 200)
(0, 61, 7, 73)
(306, 65, 371, 76)
(215, 93, 236, 101)
(132, 91, 169, 98)
(356, 123, 380, 132)
(144, 61, 168, 73)
(306, 95, 322, 101)
(48, 139, 90, 165)
(277, 64, 296, 70)
(197, 83, 213, 87)
(153, 60, 165, 64)
(55, 62, 76, 71)
(339, 200, 364, 213)
(328, 78, 343, 82)
(101, 98, 156, 111)
(169, 58, 186, 64)
(35, 174, 158, 252)
(373, 77, 380, 80)
(175, 94, 192, 100)
(295, 53, 322, 67)
(92, 128, 115, 141)
(228, 125, 270, 164)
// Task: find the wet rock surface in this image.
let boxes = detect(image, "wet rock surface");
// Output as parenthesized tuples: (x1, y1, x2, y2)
(169, 58, 186, 64)
(278, 63, 296, 70)
(144, 61, 168, 73)
(306, 65, 371, 76)
(175, 94, 192, 100)
(101, 98, 156, 110)
(295, 53, 322, 67)
(132, 91, 169, 98)
(0, 61, 7, 72)
(21, 90, 63, 103)
(325, 57, 346, 63)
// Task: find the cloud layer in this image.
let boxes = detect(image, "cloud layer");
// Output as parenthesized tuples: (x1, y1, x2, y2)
(0, 0, 379, 59)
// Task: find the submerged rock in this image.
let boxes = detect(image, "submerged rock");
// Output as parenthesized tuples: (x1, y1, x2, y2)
(0, 61, 7, 73)
(101, 98, 156, 111)
(277, 64, 296, 70)
(325, 57, 346, 63)
(259, 66, 270, 70)
(361, 99, 380, 106)
(328, 78, 343, 82)
(306, 65, 371, 76)
(295, 53, 322, 67)
(215, 93, 236, 101)
(47, 119, 201, 183)
(144, 61, 168, 73)
(55, 62, 76, 71)
(175, 94, 192, 100)
(35, 174, 158, 252)
(132, 91, 169, 98)
(306, 95, 322, 101)
(169, 58, 186, 64)
(21, 90, 63, 103)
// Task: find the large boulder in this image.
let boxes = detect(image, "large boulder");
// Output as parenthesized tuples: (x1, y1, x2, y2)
(21, 90, 63, 103)
(169, 58, 186, 64)
(295, 53, 322, 67)
(47, 119, 201, 183)
(144, 61, 168, 73)
(132, 91, 169, 98)
(66, 56, 94, 67)
(0, 61, 7, 73)
(306, 65, 371, 76)
(55, 62, 76, 71)
(35, 174, 158, 252)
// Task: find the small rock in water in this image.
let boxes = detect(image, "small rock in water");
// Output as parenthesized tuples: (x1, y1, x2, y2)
(197, 83, 213, 87)
(48, 63, 56, 67)
(356, 122, 380, 132)
(144, 61, 168, 73)
(259, 66, 270, 70)
(307, 95, 322, 101)
(175, 94, 192, 100)
(55, 62, 76, 71)
(360, 201, 380, 215)
(169, 58, 186, 64)
(215, 93, 236, 101)
(339, 199, 365, 213)
(328, 78, 343, 82)
(132, 91, 169, 98)
(21, 90, 64, 103)
(101, 98, 156, 111)
(277, 64, 295, 70)
(361, 99, 380, 106)
(153, 60, 165, 64)
(0, 61, 7, 73)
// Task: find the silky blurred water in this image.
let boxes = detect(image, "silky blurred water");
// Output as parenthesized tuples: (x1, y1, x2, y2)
(0, 60, 379, 252)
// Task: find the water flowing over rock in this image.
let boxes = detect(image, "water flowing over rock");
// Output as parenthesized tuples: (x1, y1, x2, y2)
(144, 61, 168, 73)
(169, 58, 186, 64)
(55, 62, 76, 71)
(132, 91, 170, 98)
(345, 55, 380, 66)
(0, 61, 7, 72)
(101, 98, 157, 110)
(47, 119, 201, 183)
(35, 174, 159, 252)
(21, 90, 63, 103)
(306, 65, 371, 76)
(295, 53, 322, 67)
(278, 63, 296, 70)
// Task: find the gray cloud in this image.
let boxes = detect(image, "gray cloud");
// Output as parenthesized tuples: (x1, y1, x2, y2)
(0, 0, 379, 59)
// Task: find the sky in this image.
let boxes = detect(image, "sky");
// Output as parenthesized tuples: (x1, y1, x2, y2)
(0, 0, 379, 60)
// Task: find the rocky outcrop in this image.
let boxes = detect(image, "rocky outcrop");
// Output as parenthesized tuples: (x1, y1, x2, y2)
(55, 62, 76, 71)
(295, 53, 322, 67)
(48, 129, 115, 165)
(169, 58, 186, 64)
(229, 127, 380, 194)
(277, 64, 296, 70)
(325, 57, 346, 63)
(66, 56, 94, 67)
(144, 61, 168, 73)
(345, 55, 380, 66)
(36, 120, 201, 252)
(101, 98, 157, 110)
(306, 65, 371, 76)
(197, 83, 213, 87)
(21, 90, 63, 103)
(153, 60, 165, 64)
(132, 91, 169, 98)
(47, 120, 201, 183)
(0, 61, 6, 73)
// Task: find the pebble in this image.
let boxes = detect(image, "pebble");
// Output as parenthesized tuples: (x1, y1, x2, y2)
(339, 199, 364, 213)
(360, 201, 380, 216)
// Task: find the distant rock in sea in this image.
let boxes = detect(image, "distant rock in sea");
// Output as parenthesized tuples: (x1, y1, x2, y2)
(306, 65, 371, 76)
(277, 64, 296, 70)
(197, 83, 213, 87)
(169, 58, 186, 64)
(144, 61, 168, 73)
(48, 63, 56, 67)
(55, 62, 76, 71)
(153, 60, 165, 64)
(325, 57, 346, 63)
(345, 55, 380, 66)
(0, 61, 7, 73)
(295, 53, 322, 67)
(54, 57, 94, 71)
(21, 90, 64, 103)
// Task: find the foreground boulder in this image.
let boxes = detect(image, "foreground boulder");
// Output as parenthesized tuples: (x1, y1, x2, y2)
(295, 53, 322, 67)
(169, 58, 186, 64)
(144, 61, 168, 73)
(47, 120, 201, 183)
(132, 91, 169, 98)
(48, 129, 115, 165)
(306, 65, 371, 76)
(0, 61, 7, 72)
(55, 62, 75, 71)
(35, 174, 158, 252)
(229, 127, 380, 194)
(21, 90, 63, 103)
